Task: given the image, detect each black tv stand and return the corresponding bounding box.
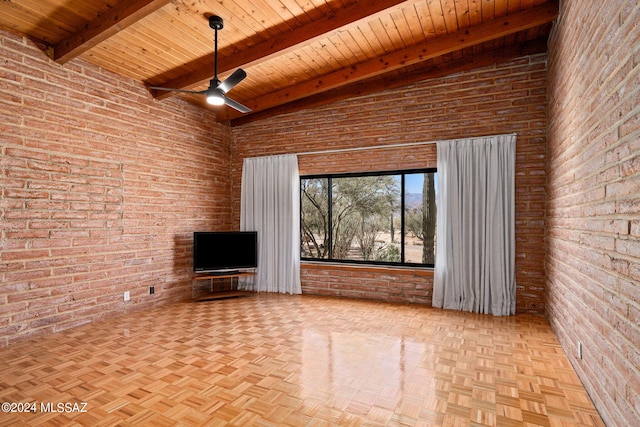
[203,270,240,276]
[192,271,255,301]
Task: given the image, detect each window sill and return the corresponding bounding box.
[300,260,434,276]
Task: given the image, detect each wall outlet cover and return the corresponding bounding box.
[578,341,583,360]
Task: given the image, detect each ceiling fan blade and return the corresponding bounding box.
[149,86,206,95]
[217,68,247,94]
[224,96,252,113]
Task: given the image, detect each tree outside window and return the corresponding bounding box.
[301,169,436,267]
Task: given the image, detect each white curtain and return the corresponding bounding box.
[433,134,516,316]
[240,154,302,294]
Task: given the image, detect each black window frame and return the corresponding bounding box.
[300,167,437,268]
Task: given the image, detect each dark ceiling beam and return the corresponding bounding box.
[150,0,416,99]
[228,38,549,126]
[48,0,173,64]
[222,2,558,121]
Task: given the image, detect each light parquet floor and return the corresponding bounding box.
[0,294,604,426]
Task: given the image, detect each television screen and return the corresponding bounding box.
[193,231,258,273]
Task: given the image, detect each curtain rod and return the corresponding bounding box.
[294,133,517,157]
[296,140,435,156]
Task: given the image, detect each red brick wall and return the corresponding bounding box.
[546,1,640,425]
[232,54,548,313]
[0,29,233,347]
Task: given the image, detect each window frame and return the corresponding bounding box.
[300,167,437,268]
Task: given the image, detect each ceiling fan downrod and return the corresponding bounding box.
[209,15,223,85]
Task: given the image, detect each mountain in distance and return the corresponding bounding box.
[405,193,422,210]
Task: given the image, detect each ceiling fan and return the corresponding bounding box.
[150,15,251,113]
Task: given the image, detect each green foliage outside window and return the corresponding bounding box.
[301,169,436,267]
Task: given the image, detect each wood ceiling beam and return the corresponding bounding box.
[150,0,414,100]
[223,2,559,121]
[48,0,173,64]
[228,38,549,126]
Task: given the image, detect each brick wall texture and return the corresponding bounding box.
[232,54,548,314]
[0,29,233,347]
[546,1,640,425]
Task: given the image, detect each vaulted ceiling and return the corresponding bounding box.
[0,0,558,125]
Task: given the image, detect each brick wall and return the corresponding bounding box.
[231,54,548,313]
[546,1,640,425]
[0,29,233,347]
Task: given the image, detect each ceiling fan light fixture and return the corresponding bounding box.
[206,91,225,106]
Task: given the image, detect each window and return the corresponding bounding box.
[300,169,437,267]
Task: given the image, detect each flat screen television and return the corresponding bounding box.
[193,231,258,273]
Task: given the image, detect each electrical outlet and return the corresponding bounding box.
[123,291,130,302]
[578,341,583,360]
[149,286,155,295]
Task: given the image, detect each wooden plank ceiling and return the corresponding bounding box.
[0,0,558,125]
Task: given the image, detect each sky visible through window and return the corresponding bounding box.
[405,173,438,196]
[405,174,423,194]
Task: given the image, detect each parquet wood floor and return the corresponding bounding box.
[0,294,604,426]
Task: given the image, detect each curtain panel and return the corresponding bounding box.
[433,134,516,316]
[240,154,302,294]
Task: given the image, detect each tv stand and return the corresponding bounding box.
[192,271,256,301]
[202,270,240,276]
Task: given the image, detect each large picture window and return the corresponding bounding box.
[301,169,437,267]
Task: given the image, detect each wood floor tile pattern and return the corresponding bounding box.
[0,294,604,426]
